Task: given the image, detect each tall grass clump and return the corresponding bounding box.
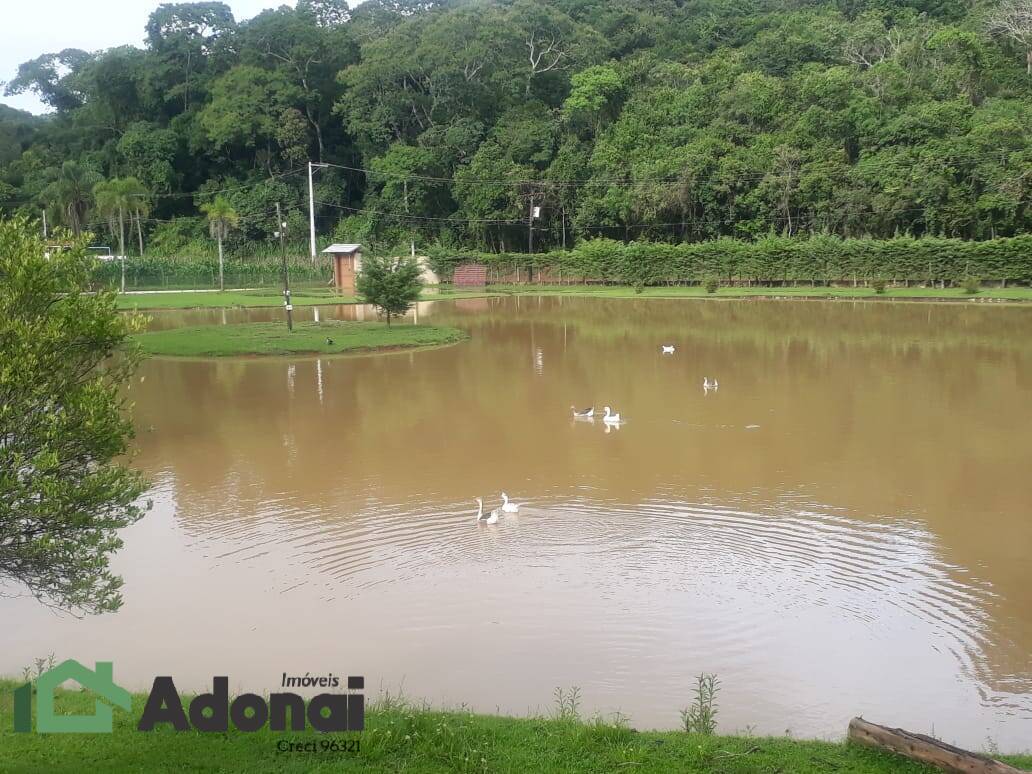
[553,686,582,722]
[681,673,720,735]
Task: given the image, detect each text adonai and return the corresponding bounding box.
[137,675,365,732]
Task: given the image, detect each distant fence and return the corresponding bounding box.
[91,256,332,291]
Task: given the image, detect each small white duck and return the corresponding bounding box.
[571,405,594,418]
[602,406,622,424]
[475,497,500,524]
[703,377,719,390]
[661,345,675,354]
[500,492,522,513]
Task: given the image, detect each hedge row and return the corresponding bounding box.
[91,255,329,289]
[427,235,1032,285]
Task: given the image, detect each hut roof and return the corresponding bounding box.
[322,243,361,254]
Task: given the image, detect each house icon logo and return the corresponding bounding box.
[13,659,131,733]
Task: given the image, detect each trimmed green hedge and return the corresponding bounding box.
[91,255,330,290]
[427,235,1032,286]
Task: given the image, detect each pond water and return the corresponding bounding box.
[4,297,1032,748]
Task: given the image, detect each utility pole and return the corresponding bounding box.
[307,162,327,263]
[527,195,535,255]
[404,179,415,258]
[276,202,293,332]
[561,201,569,249]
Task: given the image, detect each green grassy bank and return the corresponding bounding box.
[114,284,1032,311]
[115,288,496,311]
[2,681,1028,773]
[117,288,359,310]
[135,320,468,357]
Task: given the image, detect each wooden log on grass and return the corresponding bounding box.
[848,718,1024,774]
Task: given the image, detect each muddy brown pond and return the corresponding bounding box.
[3,297,1031,748]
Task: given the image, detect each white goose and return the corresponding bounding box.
[703,377,719,390]
[602,405,622,424]
[661,345,675,354]
[475,497,500,524]
[501,492,522,513]
[571,405,594,418]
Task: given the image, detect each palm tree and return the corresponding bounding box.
[200,196,239,291]
[94,178,138,293]
[45,161,100,235]
[114,177,151,256]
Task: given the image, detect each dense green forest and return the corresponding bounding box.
[0,0,1030,264]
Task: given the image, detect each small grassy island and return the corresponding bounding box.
[134,320,468,358]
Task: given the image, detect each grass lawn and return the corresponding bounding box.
[115,288,498,311]
[116,288,355,310]
[2,680,1028,773]
[114,284,1032,311]
[134,320,468,357]
[485,283,1032,302]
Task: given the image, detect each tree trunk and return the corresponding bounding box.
[306,104,325,161]
[117,206,126,259]
[118,207,126,294]
[136,212,144,256]
[217,235,225,292]
[847,718,1022,774]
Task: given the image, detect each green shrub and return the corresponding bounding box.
[871,278,887,294]
[703,276,719,294]
[962,276,981,294]
[424,234,1032,287]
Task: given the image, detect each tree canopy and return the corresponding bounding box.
[0,218,147,614]
[0,0,1029,256]
[357,255,424,324]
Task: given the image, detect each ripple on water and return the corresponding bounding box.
[164,488,1022,707]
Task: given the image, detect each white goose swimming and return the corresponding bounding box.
[501,492,522,513]
[703,377,719,390]
[661,345,675,354]
[602,406,622,424]
[475,497,500,524]
[571,405,594,418]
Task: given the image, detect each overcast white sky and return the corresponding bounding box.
[0,0,290,114]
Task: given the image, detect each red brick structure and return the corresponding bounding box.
[453,263,487,287]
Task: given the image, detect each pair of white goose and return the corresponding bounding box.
[475,493,522,524]
[703,377,719,390]
[571,405,621,424]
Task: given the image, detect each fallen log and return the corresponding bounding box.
[848,717,1024,774]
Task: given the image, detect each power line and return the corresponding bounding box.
[137,168,306,199]
[316,198,975,231]
[80,202,309,232]
[314,151,1028,188]
[0,168,306,209]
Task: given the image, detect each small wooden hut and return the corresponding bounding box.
[323,243,363,293]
